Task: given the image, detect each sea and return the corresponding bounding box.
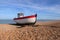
[0,19,58,24]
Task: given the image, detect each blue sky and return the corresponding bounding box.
[0,0,60,20]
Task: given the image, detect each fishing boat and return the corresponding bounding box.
[13,13,37,25]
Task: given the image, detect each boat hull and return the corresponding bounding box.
[14,14,37,24]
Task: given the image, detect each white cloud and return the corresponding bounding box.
[0,0,60,14]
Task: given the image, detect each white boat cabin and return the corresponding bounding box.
[18,13,24,18]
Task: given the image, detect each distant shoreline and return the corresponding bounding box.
[0,19,60,24]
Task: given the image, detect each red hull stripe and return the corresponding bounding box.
[14,14,37,20]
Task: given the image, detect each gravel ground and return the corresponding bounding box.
[0,21,60,40]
